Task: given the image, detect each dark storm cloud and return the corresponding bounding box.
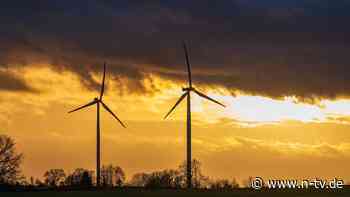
[0,69,34,92]
[1,0,350,100]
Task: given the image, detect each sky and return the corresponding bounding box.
[1,1,350,183]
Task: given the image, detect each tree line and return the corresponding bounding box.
[0,135,243,190]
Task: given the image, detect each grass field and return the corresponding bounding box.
[2,189,350,197]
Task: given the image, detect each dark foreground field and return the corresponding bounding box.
[2,189,350,197]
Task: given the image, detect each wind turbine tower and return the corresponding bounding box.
[68,63,126,187]
[164,43,225,188]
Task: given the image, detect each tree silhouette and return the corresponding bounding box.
[81,171,93,187]
[209,178,240,190]
[114,166,125,187]
[142,171,170,188]
[129,172,149,187]
[130,170,181,188]
[101,165,112,187]
[101,164,125,187]
[0,135,23,184]
[44,169,66,187]
[35,178,45,187]
[29,176,34,186]
[179,159,208,188]
[128,160,208,189]
[65,168,93,187]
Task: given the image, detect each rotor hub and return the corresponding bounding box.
[182,87,194,92]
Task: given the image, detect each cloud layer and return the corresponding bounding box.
[1,1,350,100]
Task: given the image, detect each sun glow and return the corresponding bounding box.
[211,94,326,123]
[195,92,350,126]
[4,65,350,127]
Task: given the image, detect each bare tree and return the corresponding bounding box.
[101,165,113,187]
[65,168,93,187]
[0,135,23,184]
[44,169,66,187]
[129,169,185,189]
[179,159,208,188]
[129,160,207,189]
[129,172,149,187]
[101,164,125,187]
[114,166,125,187]
[231,178,240,188]
[35,178,45,187]
[29,176,34,186]
[209,178,240,190]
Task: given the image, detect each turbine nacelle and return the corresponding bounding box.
[68,63,126,128]
[182,87,194,92]
[164,42,225,120]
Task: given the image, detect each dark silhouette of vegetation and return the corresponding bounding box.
[101,164,125,187]
[208,178,240,190]
[43,169,66,187]
[34,178,45,187]
[81,171,93,187]
[0,134,243,192]
[65,168,93,187]
[0,134,248,193]
[0,135,23,185]
[129,172,149,187]
[144,169,182,189]
[129,159,214,189]
[128,159,241,190]
[178,159,209,188]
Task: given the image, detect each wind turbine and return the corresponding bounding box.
[164,42,225,188]
[68,63,126,187]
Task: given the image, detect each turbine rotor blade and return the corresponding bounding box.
[164,92,188,119]
[193,89,226,107]
[100,62,106,99]
[100,101,126,128]
[183,42,192,87]
[68,100,98,113]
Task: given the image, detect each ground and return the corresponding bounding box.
[2,189,350,197]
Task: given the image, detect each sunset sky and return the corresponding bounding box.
[1,1,350,183]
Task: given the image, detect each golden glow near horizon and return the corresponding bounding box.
[4,65,350,125]
[1,65,350,182]
[206,94,325,125]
